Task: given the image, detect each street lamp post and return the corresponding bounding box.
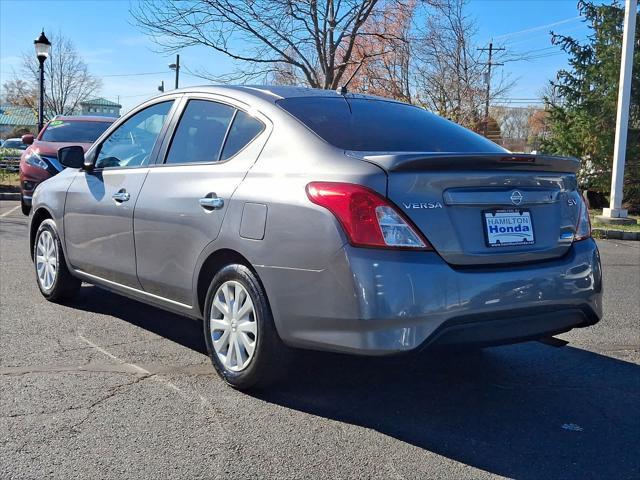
[34,31,51,134]
[169,54,180,89]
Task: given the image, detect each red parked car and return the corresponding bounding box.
[19,115,115,214]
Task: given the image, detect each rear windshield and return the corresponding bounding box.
[277,97,505,153]
[41,120,112,143]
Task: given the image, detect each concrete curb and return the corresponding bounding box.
[592,228,640,241]
[0,193,20,201]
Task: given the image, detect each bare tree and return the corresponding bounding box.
[345,0,416,102]
[491,105,538,151]
[132,0,407,89]
[539,81,562,108]
[411,0,512,130]
[18,33,102,118]
[1,79,36,108]
[492,106,535,140]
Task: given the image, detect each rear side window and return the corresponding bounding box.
[277,97,505,153]
[220,110,265,160]
[165,100,235,165]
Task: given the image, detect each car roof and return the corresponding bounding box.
[3,137,23,142]
[152,84,404,106]
[50,115,116,123]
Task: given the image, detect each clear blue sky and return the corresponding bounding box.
[0,0,600,113]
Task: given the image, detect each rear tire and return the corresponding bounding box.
[33,219,81,302]
[21,196,31,216]
[203,264,288,390]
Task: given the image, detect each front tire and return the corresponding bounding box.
[203,264,287,390]
[33,219,81,302]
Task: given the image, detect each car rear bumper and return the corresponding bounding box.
[258,238,603,354]
[422,306,597,348]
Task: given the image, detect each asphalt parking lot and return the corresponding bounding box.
[1,199,638,480]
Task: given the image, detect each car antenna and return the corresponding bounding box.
[337,62,365,95]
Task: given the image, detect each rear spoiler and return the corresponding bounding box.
[351,152,581,174]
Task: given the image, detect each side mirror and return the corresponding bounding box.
[58,145,86,169]
[21,134,34,145]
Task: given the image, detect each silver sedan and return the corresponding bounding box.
[28,86,602,389]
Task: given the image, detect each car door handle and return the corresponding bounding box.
[199,194,224,210]
[112,190,130,203]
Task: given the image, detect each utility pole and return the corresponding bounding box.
[478,42,505,137]
[601,0,637,224]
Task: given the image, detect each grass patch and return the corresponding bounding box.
[589,209,640,232]
[0,169,20,188]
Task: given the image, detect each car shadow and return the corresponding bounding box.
[71,285,639,479]
[257,346,640,480]
[72,284,207,355]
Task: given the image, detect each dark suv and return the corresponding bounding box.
[19,115,114,214]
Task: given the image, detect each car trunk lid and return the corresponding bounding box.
[353,152,583,266]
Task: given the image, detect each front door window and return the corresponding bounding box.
[96,101,173,169]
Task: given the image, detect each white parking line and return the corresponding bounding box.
[0,205,20,218]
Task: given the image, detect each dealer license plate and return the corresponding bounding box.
[483,209,535,247]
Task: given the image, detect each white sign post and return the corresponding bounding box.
[601,0,637,223]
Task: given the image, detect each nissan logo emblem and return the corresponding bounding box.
[510,190,524,205]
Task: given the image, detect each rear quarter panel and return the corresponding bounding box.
[192,112,388,330]
[216,115,387,271]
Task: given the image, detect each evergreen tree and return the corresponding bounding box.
[541,1,639,209]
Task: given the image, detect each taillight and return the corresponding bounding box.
[306,182,431,250]
[575,197,591,241]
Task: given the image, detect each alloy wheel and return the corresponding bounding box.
[210,280,258,371]
[36,230,57,291]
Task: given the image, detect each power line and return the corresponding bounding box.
[493,101,546,105]
[504,27,586,48]
[101,71,166,78]
[182,65,227,84]
[499,33,589,64]
[494,97,542,101]
[182,66,213,81]
[493,16,582,41]
[504,51,567,64]
[510,45,557,56]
